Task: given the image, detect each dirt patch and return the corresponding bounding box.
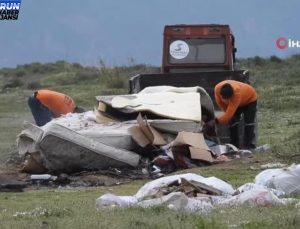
[0,166,148,192]
[0,169,28,192]
[0,152,264,192]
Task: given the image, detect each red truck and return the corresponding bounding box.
[162,24,236,72]
[129,24,252,143]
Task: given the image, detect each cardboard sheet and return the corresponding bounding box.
[189,147,214,163]
[129,114,167,147]
[171,131,214,163]
[172,131,210,151]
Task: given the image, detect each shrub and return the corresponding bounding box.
[270,55,282,63]
[72,63,83,69]
[99,60,127,89]
[100,68,126,89]
[15,69,26,77]
[27,81,42,90]
[253,56,266,66]
[3,78,23,89]
[74,71,99,83]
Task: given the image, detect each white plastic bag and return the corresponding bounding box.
[137,192,189,210]
[237,182,285,197]
[96,193,138,210]
[220,189,284,206]
[255,164,300,195]
[138,192,214,213]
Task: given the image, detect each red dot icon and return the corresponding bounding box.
[276,37,288,49]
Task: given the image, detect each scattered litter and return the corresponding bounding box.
[210,143,238,156]
[238,149,252,156]
[137,192,215,212]
[260,163,287,169]
[215,155,231,162]
[220,189,284,206]
[254,144,271,153]
[96,193,138,210]
[134,173,234,201]
[17,86,252,177]
[235,182,285,197]
[30,174,57,181]
[13,207,49,217]
[96,168,300,213]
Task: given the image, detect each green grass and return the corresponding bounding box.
[0,190,224,229]
[0,187,299,229]
[0,56,300,228]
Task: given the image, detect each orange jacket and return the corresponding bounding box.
[36,89,76,117]
[215,80,257,124]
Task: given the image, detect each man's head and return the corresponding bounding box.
[220,83,234,99]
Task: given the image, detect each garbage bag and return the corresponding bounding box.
[96,193,138,210]
[255,164,300,195]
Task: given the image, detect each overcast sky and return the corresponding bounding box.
[0,0,299,67]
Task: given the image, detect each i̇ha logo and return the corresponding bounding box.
[0,0,21,20]
[276,37,300,49]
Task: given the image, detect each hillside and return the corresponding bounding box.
[0,55,299,228]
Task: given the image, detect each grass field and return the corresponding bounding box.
[0,56,299,228]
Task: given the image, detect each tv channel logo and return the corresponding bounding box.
[276,37,300,49]
[0,0,21,20]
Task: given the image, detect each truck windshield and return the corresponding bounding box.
[168,38,225,64]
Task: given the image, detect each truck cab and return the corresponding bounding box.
[162,24,236,73]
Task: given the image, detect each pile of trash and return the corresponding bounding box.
[17,86,250,175]
[96,164,300,212]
